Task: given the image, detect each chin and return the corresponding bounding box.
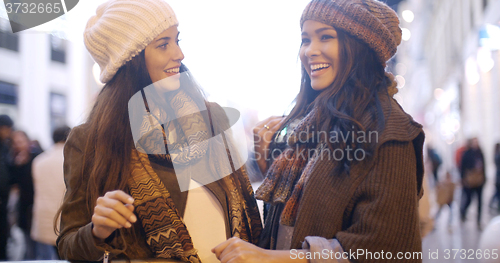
[154,78,181,93]
[310,83,329,91]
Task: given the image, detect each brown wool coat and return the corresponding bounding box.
[57,105,262,261]
[260,94,425,263]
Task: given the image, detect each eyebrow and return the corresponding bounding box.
[155,37,170,43]
[301,27,337,36]
[155,32,181,43]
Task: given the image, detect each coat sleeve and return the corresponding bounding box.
[56,126,126,261]
[331,140,422,263]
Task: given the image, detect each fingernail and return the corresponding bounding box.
[128,197,134,203]
[130,215,137,223]
[125,222,132,228]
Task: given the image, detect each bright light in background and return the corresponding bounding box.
[425,111,435,125]
[477,47,495,73]
[0,0,312,120]
[465,57,480,85]
[92,63,103,86]
[394,94,404,107]
[402,10,414,23]
[440,116,460,145]
[395,75,405,89]
[153,0,311,119]
[435,86,457,111]
[434,88,444,100]
[401,28,411,41]
[395,63,407,76]
[480,24,500,50]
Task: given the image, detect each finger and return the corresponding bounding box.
[259,118,285,137]
[219,237,245,261]
[105,190,135,205]
[125,203,135,212]
[268,117,285,130]
[218,241,239,263]
[212,237,237,260]
[219,251,237,263]
[94,206,132,228]
[99,195,137,223]
[92,213,122,230]
[254,116,282,131]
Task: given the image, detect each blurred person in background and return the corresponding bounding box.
[435,171,456,231]
[8,130,42,259]
[489,143,500,212]
[29,140,44,156]
[30,126,71,260]
[0,115,13,260]
[460,137,485,228]
[455,141,469,172]
[56,0,261,262]
[427,146,442,186]
[213,0,425,262]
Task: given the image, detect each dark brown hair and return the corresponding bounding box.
[284,29,394,174]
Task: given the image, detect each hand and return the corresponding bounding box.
[14,150,30,166]
[212,237,271,263]
[253,116,285,174]
[91,190,137,240]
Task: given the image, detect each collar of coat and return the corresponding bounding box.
[311,91,425,197]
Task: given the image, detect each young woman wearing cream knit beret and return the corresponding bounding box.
[56,0,261,262]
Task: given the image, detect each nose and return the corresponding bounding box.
[304,39,321,58]
[173,43,184,62]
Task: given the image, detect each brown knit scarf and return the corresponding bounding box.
[129,89,261,261]
[256,74,397,227]
[255,107,319,226]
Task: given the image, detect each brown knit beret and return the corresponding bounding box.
[300,0,402,65]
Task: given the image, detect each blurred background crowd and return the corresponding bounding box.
[0,0,499,262]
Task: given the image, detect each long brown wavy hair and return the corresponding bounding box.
[282,28,395,174]
[55,51,209,233]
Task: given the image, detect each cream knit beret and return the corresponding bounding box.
[84,0,178,83]
[301,0,402,66]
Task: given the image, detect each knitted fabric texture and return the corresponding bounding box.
[256,108,319,226]
[129,97,262,260]
[300,0,402,65]
[84,0,178,83]
[135,90,210,165]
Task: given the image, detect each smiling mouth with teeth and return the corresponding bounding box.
[311,64,331,72]
[165,67,180,74]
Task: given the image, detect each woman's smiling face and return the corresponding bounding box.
[144,26,184,92]
[300,20,340,91]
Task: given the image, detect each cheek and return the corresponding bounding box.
[299,49,309,73]
[144,49,161,78]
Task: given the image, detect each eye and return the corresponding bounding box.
[176,39,181,45]
[158,43,168,49]
[301,38,310,46]
[321,34,336,41]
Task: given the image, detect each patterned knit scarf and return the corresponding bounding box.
[255,108,318,226]
[128,90,261,261]
[135,89,210,164]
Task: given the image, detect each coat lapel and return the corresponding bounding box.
[290,95,425,249]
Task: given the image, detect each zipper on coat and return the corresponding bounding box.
[103,250,110,263]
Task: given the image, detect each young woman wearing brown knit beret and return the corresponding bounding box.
[212,0,425,262]
[55,0,261,262]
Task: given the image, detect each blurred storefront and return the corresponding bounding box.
[0,17,95,150]
[396,0,500,180]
